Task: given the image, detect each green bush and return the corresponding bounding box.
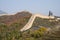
[31,27,47,38]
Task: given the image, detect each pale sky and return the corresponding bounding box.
[0,0,60,16]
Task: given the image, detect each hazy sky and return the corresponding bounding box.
[0,0,60,16]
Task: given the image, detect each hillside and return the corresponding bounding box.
[0,11,32,26]
[0,11,60,40]
[32,17,60,30]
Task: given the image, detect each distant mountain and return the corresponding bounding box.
[0,10,7,14]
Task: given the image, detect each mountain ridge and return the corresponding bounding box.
[0,11,32,26]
